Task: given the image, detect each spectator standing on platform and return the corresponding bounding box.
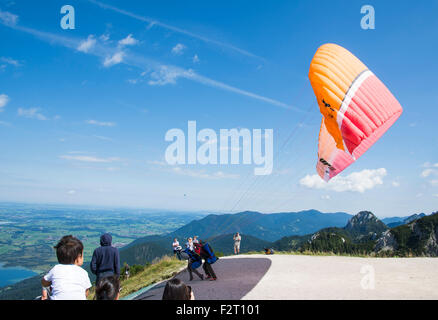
[233,233,241,255]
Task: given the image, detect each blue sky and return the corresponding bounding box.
[0,0,437,218]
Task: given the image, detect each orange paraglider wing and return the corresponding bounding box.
[309,44,403,181]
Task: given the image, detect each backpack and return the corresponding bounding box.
[183,248,202,269]
[194,243,202,255]
[202,242,218,264]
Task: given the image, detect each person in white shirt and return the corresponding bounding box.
[186,237,194,251]
[41,235,92,300]
[172,238,182,260]
[233,233,242,255]
[172,238,180,252]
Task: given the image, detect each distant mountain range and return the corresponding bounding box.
[382,213,426,228]
[296,211,389,254]
[168,210,351,242]
[119,209,438,265]
[119,210,352,265]
[275,211,438,257]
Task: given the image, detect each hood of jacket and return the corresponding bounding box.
[100,233,112,246]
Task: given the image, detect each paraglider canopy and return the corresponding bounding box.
[309,44,403,181]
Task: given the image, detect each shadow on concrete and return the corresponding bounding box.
[134,257,272,300]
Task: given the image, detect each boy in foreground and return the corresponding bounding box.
[41,235,92,300]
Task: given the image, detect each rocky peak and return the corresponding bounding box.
[404,213,426,224]
[344,211,388,241]
[346,211,377,228]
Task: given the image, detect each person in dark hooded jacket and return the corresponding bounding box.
[90,233,120,283]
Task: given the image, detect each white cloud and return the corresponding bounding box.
[321,195,331,200]
[0,57,21,67]
[148,160,168,166]
[300,168,387,193]
[103,51,124,67]
[67,190,76,195]
[212,171,239,179]
[100,34,110,42]
[148,66,194,86]
[77,35,96,53]
[86,119,116,127]
[193,54,200,63]
[60,155,120,163]
[93,135,114,141]
[171,43,186,55]
[0,9,18,26]
[17,107,47,120]
[272,168,293,175]
[172,167,239,179]
[421,163,438,185]
[0,94,9,110]
[118,34,138,47]
[392,181,400,187]
[422,162,438,168]
[146,21,156,30]
[421,169,438,178]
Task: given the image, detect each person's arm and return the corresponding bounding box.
[41,288,48,300]
[41,278,51,287]
[41,271,52,300]
[114,249,120,276]
[82,272,92,298]
[90,250,97,275]
[41,269,52,288]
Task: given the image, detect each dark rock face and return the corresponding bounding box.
[375,212,438,256]
[345,211,388,242]
[374,230,398,252]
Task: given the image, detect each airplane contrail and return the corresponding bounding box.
[85,0,265,61]
[0,9,305,112]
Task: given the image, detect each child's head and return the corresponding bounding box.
[95,275,120,300]
[54,235,84,266]
[162,278,192,300]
